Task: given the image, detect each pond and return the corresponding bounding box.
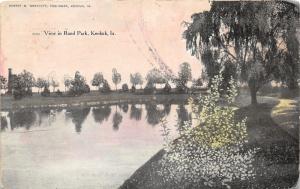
[0,102,190,189]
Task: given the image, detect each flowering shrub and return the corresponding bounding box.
[159,70,259,188]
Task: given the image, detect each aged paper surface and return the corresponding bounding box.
[0,0,299,188]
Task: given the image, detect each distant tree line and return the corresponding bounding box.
[0,62,206,99]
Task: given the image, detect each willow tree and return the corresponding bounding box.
[183,1,299,104]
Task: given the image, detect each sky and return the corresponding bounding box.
[0,0,210,89]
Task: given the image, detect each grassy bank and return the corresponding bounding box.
[119,101,299,189]
[0,91,196,111]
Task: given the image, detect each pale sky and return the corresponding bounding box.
[0,0,210,89]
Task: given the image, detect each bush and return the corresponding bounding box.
[83,84,90,93]
[56,89,62,96]
[25,89,33,96]
[100,80,111,93]
[159,70,259,187]
[163,83,171,93]
[144,82,155,94]
[131,85,136,93]
[122,84,129,92]
[13,89,25,100]
[67,71,90,96]
[176,82,187,93]
[13,88,32,99]
[69,84,90,96]
[41,87,50,97]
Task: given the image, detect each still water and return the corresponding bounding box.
[0,103,190,189]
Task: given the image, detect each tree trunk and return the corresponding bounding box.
[248,78,258,105]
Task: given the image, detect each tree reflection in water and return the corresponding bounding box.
[36,109,57,126]
[92,105,111,124]
[145,103,172,126]
[37,109,50,125]
[130,104,142,121]
[112,111,123,131]
[65,107,90,133]
[9,110,37,130]
[145,103,162,126]
[1,116,8,131]
[163,103,171,116]
[119,104,129,113]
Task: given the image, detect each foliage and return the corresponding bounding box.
[0,75,7,92]
[35,77,48,93]
[131,85,136,93]
[91,72,104,89]
[163,82,171,93]
[100,79,111,93]
[192,78,203,87]
[63,75,72,92]
[56,89,62,96]
[201,69,208,83]
[146,68,167,86]
[122,83,129,92]
[144,81,155,94]
[112,68,121,90]
[12,70,35,99]
[130,72,143,88]
[279,20,299,89]
[183,1,299,104]
[41,86,50,97]
[177,62,192,88]
[50,79,59,92]
[175,81,187,93]
[159,70,259,187]
[19,70,35,91]
[69,71,90,96]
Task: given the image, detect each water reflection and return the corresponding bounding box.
[92,105,111,124]
[163,103,171,116]
[1,103,184,132]
[112,111,123,131]
[9,110,37,130]
[130,104,142,121]
[36,109,58,126]
[65,107,90,133]
[119,104,129,113]
[1,116,8,131]
[37,109,51,126]
[1,102,186,189]
[145,103,172,126]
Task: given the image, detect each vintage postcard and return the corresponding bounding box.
[0,0,299,188]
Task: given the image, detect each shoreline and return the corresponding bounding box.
[0,92,197,111]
